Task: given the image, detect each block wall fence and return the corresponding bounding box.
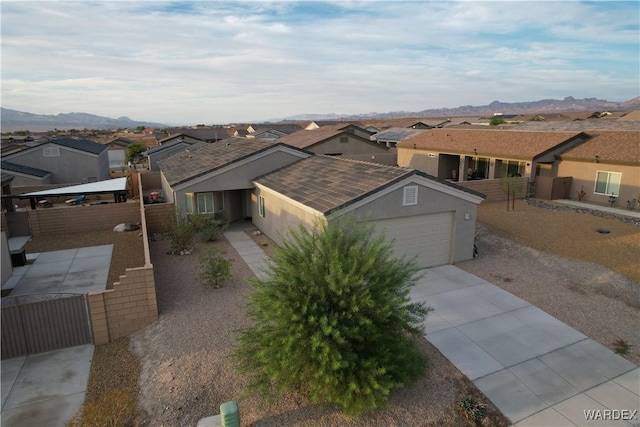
[457,177,529,202]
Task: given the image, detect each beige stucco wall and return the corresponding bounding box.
[252,185,325,246]
[310,136,388,156]
[557,160,640,205]
[254,180,480,263]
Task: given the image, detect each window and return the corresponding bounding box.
[185,193,195,214]
[403,185,418,206]
[258,196,266,218]
[498,160,525,177]
[594,171,621,196]
[197,193,214,213]
[185,191,223,214]
[43,147,60,157]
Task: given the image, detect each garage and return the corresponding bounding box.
[372,211,454,269]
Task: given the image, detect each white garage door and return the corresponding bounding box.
[372,211,453,269]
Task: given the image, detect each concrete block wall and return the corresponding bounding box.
[27,202,140,236]
[88,266,158,345]
[143,203,175,234]
[457,177,529,202]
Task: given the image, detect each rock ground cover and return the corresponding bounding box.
[19,198,638,426]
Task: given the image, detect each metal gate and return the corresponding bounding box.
[1,293,93,360]
[5,211,31,237]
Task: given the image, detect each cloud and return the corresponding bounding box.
[1,1,638,124]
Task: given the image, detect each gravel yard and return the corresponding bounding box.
[19,198,639,426]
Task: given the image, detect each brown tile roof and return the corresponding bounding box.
[398,129,585,159]
[559,131,640,164]
[159,138,278,186]
[514,120,639,131]
[254,155,413,214]
[254,155,484,214]
[277,124,368,149]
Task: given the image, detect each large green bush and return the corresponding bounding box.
[234,218,431,416]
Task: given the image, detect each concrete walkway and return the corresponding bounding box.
[224,223,640,427]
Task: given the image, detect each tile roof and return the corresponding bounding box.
[1,161,51,178]
[514,120,640,132]
[255,155,413,214]
[398,129,585,159]
[558,131,640,164]
[159,138,280,186]
[51,137,108,155]
[373,127,426,142]
[277,124,373,149]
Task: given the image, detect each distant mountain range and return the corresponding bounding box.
[279,96,640,121]
[2,96,638,132]
[0,108,168,132]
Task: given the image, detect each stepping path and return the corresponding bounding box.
[224,223,640,427]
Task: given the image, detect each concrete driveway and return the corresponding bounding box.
[412,265,639,426]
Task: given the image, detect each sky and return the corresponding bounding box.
[1,1,639,125]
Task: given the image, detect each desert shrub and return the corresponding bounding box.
[613,338,632,355]
[189,213,228,242]
[234,217,431,416]
[457,393,487,423]
[162,210,196,254]
[199,248,233,288]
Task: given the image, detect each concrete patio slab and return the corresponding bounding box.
[33,249,78,263]
[514,407,576,426]
[1,345,94,427]
[585,380,640,416]
[24,259,73,277]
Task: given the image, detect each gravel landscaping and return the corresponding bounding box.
[18,197,638,426]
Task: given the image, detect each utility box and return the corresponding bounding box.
[220,400,240,427]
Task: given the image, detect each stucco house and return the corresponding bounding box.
[253,155,485,268]
[397,129,589,184]
[372,128,426,148]
[158,137,485,268]
[158,138,311,222]
[555,130,640,206]
[277,124,395,165]
[145,140,206,171]
[0,137,110,185]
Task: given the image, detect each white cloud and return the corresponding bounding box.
[1,1,638,124]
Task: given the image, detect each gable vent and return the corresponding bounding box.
[403,185,418,206]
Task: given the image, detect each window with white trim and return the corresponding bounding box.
[258,195,266,218]
[43,147,60,157]
[594,171,621,196]
[185,191,224,214]
[403,185,418,206]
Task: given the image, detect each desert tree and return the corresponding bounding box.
[234,217,431,416]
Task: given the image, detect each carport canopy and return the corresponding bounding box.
[11,177,129,209]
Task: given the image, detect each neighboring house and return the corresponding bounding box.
[372,128,426,148]
[245,123,304,140]
[158,138,311,222]
[1,172,15,212]
[103,136,135,170]
[253,155,485,268]
[408,120,451,129]
[0,137,109,184]
[247,129,288,140]
[159,128,230,145]
[145,140,206,171]
[555,131,640,206]
[303,120,364,130]
[277,124,393,164]
[397,129,589,183]
[514,119,640,132]
[0,161,52,186]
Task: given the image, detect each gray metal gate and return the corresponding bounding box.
[1,293,93,359]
